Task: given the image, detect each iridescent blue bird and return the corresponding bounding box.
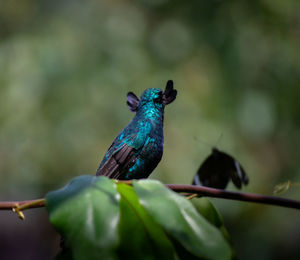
[96,80,177,180]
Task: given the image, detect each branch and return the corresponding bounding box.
[0,199,46,210]
[0,184,299,219]
[0,199,46,219]
[166,184,300,210]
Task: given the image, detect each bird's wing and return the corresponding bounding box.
[96,142,136,179]
[96,121,152,179]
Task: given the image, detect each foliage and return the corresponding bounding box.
[1,1,300,259]
[46,176,232,260]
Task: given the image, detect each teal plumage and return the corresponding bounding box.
[96,80,177,180]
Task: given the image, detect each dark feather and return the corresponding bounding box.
[96,143,136,179]
[127,92,139,112]
[163,80,177,105]
[193,148,249,189]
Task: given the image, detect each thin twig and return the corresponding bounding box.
[186,193,199,200]
[0,199,46,210]
[0,198,46,220]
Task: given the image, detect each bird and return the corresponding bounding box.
[192,148,249,189]
[96,80,177,180]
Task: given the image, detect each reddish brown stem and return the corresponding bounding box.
[166,184,300,210]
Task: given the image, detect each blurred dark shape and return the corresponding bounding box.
[193,148,249,189]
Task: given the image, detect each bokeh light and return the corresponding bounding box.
[0,1,299,259]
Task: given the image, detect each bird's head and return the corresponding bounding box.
[126,80,177,113]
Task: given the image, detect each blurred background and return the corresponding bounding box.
[0,0,299,259]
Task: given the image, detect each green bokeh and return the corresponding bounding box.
[0,1,299,259]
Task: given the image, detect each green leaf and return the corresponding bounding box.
[191,197,224,228]
[46,176,233,260]
[116,183,175,260]
[133,179,232,260]
[192,198,234,251]
[46,175,120,260]
[46,175,98,212]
